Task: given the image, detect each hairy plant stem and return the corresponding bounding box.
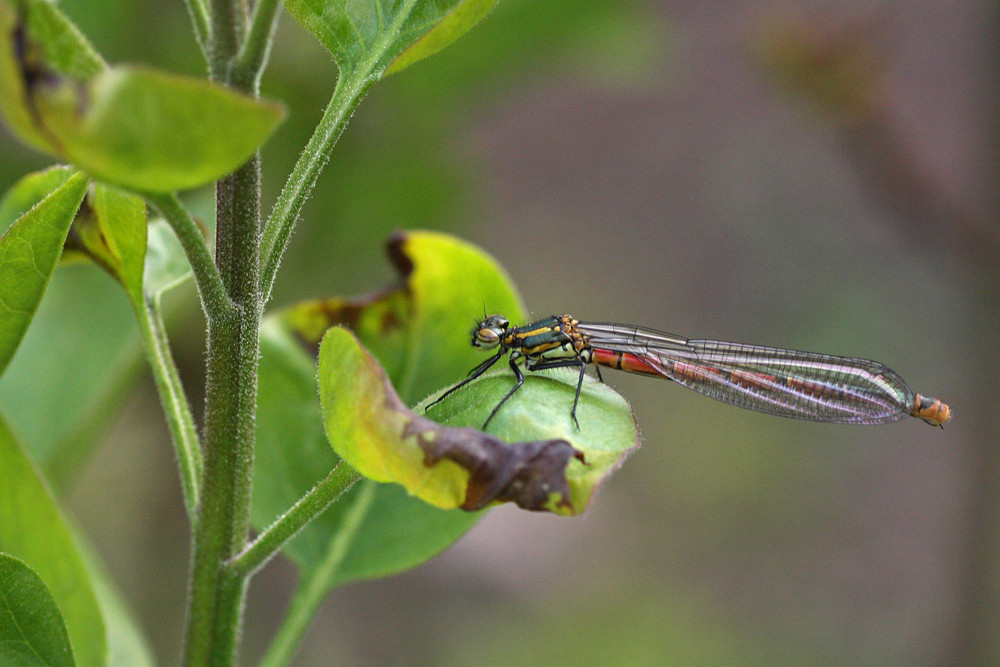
[135,295,202,522]
[184,1,266,661]
[145,192,230,319]
[180,0,210,58]
[184,154,262,667]
[228,462,362,578]
[259,73,375,304]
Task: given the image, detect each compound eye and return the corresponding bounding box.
[474,327,501,348]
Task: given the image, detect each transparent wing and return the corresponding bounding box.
[577,321,916,424]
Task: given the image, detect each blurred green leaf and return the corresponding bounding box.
[0,416,106,667]
[0,263,141,486]
[0,1,284,191]
[285,0,498,80]
[75,536,154,667]
[0,553,75,667]
[7,0,105,77]
[748,9,882,119]
[143,218,194,296]
[0,170,88,375]
[0,0,105,153]
[32,66,285,192]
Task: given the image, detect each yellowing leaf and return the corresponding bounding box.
[319,327,639,515]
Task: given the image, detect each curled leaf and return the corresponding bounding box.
[255,230,522,585]
[404,418,584,512]
[319,326,639,515]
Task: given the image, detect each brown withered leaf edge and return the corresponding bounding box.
[288,231,413,352]
[386,375,586,513]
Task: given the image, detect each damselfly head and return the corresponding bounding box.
[472,314,509,349]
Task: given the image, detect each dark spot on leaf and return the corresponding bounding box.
[9,11,79,149]
[384,372,585,512]
[61,194,122,283]
[288,289,406,355]
[285,235,420,354]
[407,418,585,512]
[386,230,414,279]
[315,299,366,334]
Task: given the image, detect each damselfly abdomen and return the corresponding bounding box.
[425,314,951,430]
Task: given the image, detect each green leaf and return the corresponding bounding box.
[0,0,105,154]
[255,231,523,583]
[0,171,88,376]
[321,327,639,515]
[0,264,142,486]
[285,0,498,80]
[279,230,525,403]
[0,174,197,490]
[75,537,154,667]
[255,320,480,583]
[0,553,75,667]
[386,0,500,74]
[0,166,76,229]
[0,416,106,667]
[33,66,285,192]
[0,1,285,191]
[143,218,195,296]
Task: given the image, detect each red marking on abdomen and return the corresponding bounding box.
[591,348,661,376]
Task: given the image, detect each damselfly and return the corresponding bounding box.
[425,314,951,430]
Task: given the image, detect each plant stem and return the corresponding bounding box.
[135,294,203,522]
[232,0,281,90]
[145,192,232,321]
[180,0,211,58]
[207,0,242,82]
[182,0,272,660]
[258,480,378,667]
[259,73,375,304]
[184,155,262,667]
[228,462,362,577]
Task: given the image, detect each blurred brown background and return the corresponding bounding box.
[1,0,995,664]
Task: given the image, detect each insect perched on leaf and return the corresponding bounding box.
[425,314,951,430]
